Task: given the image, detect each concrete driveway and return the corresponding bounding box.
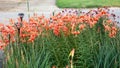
[0,0,23,11]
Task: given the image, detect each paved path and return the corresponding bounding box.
[9,0,59,12]
[0,0,23,11]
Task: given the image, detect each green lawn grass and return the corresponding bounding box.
[56,0,120,8]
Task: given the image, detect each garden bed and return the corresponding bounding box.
[0,8,120,68]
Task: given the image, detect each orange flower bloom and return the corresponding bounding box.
[72,30,80,35]
[104,25,111,31]
[79,24,86,30]
[106,20,112,24]
[111,26,117,31]
[101,10,107,15]
[53,25,60,36]
[109,30,117,38]
[9,18,15,25]
[79,15,84,19]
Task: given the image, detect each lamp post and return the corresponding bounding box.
[18,13,24,22]
[16,13,24,31]
[15,13,24,46]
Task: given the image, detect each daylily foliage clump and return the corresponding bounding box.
[0,8,120,68]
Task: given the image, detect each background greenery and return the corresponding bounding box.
[56,0,120,8]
